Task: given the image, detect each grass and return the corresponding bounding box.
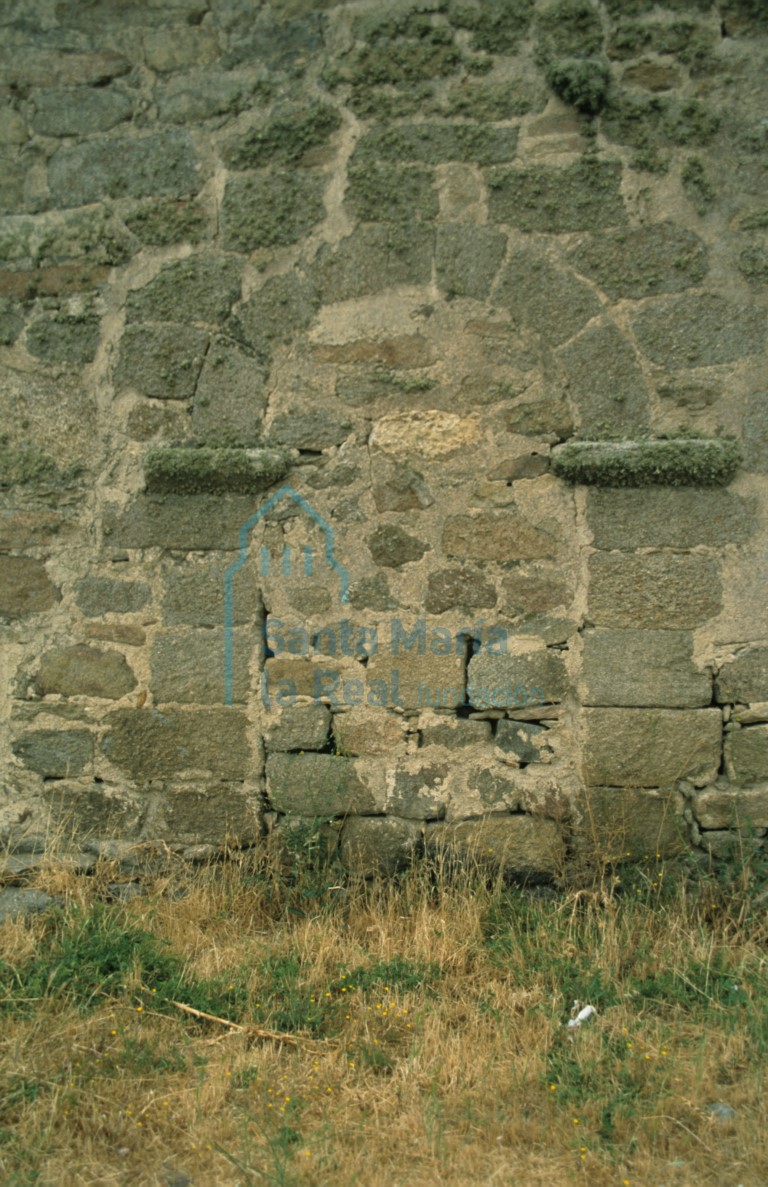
[0,849,766,1185]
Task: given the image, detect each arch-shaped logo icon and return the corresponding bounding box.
[224,485,349,705]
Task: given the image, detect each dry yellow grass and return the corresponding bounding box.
[0,847,765,1186]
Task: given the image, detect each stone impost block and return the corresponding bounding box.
[151,629,251,705]
[0,556,60,618]
[581,708,722,788]
[265,703,331,752]
[101,708,250,779]
[35,645,137,700]
[716,648,768,704]
[692,785,768,829]
[553,439,741,487]
[581,629,711,708]
[144,447,288,495]
[574,787,686,859]
[587,488,755,549]
[340,816,422,876]
[724,726,768,786]
[587,552,721,629]
[13,730,93,778]
[266,753,379,817]
[427,816,565,881]
[468,650,567,709]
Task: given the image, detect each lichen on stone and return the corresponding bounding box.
[551,438,742,487]
[144,446,289,495]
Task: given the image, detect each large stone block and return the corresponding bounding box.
[587,552,721,629]
[557,323,649,435]
[31,88,133,136]
[101,708,250,778]
[581,708,722,787]
[221,170,325,251]
[26,314,101,365]
[264,703,331,752]
[724,726,768,786]
[487,159,626,232]
[468,650,567,709]
[581,629,711,707]
[420,717,492,749]
[567,224,708,299]
[127,256,243,326]
[587,488,756,549]
[192,336,268,446]
[332,708,407,756]
[574,787,686,860]
[48,132,200,208]
[346,160,438,224]
[427,816,565,880]
[0,556,60,618]
[340,816,422,876]
[387,763,449,820]
[632,295,765,367]
[115,324,209,399]
[162,555,263,626]
[692,785,768,829]
[312,223,434,303]
[160,784,260,845]
[501,567,571,617]
[76,577,151,617]
[366,647,465,711]
[435,224,507,300]
[43,781,144,838]
[266,752,379,816]
[235,272,319,361]
[13,729,93,777]
[35,645,137,699]
[716,648,768,704]
[151,629,251,704]
[442,511,559,562]
[425,569,497,614]
[494,249,602,346]
[104,494,267,551]
[361,124,518,166]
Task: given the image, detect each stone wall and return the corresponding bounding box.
[1,0,767,878]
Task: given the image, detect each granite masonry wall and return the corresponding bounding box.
[1,0,767,878]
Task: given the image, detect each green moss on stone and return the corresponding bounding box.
[735,208,768,231]
[346,160,438,224]
[682,158,715,214]
[535,0,603,62]
[603,95,720,151]
[221,170,326,251]
[0,440,59,487]
[359,123,518,166]
[487,157,627,232]
[441,80,542,119]
[551,438,742,488]
[124,200,208,246]
[449,0,534,54]
[225,102,341,169]
[144,446,289,495]
[547,57,610,114]
[738,246,768,286]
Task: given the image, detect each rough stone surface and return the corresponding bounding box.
[161,784,260,845]
[340,816,422,876]
[0,557,60,618]
[365,648,465,711]
[495,720,550,763]
[34,645,137,699]
[692,785,768,830]
[115,324,209,399]
[127,257,243,326]
[487,160,627,232]
[435,224,507,300]
[587,552,722,629]
[568,224,708,298]
[425,569,497,614]
[101,709,249,778]
[13,729,93,777]
[48,132,200,207]
[443,512,559,562]
[494,250,602,347]
[221,170,325,251]
[428,816,565,880]
[367,524,429,568]
[582,708,722,788]
[574,788,686,860]
[716,648,768,704]
[420,718,492,749]
[559,323,649,436]
[332,708,406,756]
[587,489,755,549]
[581,629,711,707]
[387,763,449,820]
[151,629,251,704]
[724,726,768,786]
[32,88,133,136]
[631,295,766,367]
[264,703,331,752]
[266,752,379,816]
[76,578,151,617]
[468,650,568,709]
[44,781,144,838]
